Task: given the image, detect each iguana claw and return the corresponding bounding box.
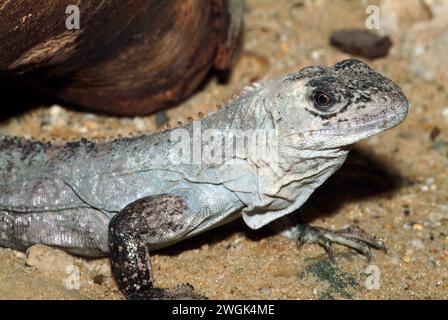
[295,223,387,261]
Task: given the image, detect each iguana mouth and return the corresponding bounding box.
[338,110,407,132]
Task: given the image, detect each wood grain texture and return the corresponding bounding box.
[0,0,244,115]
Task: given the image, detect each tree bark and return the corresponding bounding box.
[0,0,244,115]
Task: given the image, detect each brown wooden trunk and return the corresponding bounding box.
[0,0,244,115]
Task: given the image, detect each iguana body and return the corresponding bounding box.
[0,60,408,299]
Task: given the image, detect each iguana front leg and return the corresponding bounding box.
[108,194,206,300]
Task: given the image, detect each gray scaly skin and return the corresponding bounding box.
[0,59,408,299]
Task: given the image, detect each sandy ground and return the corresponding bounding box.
[0,0,447,299]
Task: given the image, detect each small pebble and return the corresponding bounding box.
[426,256,438,268]
[78,127,88,134]
[410,239,425,250]
[95,261,112,278]
[155,111,169,128]
[412,223,424,231]
[93,274,105,285]
[49,105,64,117]
[13,251,26,259]
[310,49,325,61]
[260,287,271,295]
[133,118,146,131]
[330,29,392,59]
[383,223,394,230]
[402,204,411,216]
[443,108,448,122]
[431,139,448,152]
[47,105,67,128]
[84,120,99,130]
[403,222,414,230]
[403,222,424,231]
[430,127,441,141]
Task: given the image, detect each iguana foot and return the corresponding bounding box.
[128,283,208,300]
[296,224,386,261]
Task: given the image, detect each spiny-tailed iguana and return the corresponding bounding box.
[0,59,409,299]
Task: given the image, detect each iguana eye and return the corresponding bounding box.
[312,91,333,109]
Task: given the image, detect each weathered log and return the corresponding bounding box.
[0,0,244,115]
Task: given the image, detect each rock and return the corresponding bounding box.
[402,18,448,84]
[432,139,448,155]
[81,258,112,279]
[423,0,448,18]
[330,29,392,59]
[412,223,424,231]
[379,0,431,36]
[430,127,441,141]
[13,250,26,259]
[410,239,425,250]
[25,244,114,295]
[380,0,448,86]
[259,287,271,295]
[443,109,448,123]
[155,111,169,128]
[96,260,112,279]
[26,244,79,276]
[402,204,411,216]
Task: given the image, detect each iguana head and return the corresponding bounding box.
[266,59,408,148]
[239,60,408,230]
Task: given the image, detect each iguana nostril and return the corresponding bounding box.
[379,95,391,104]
